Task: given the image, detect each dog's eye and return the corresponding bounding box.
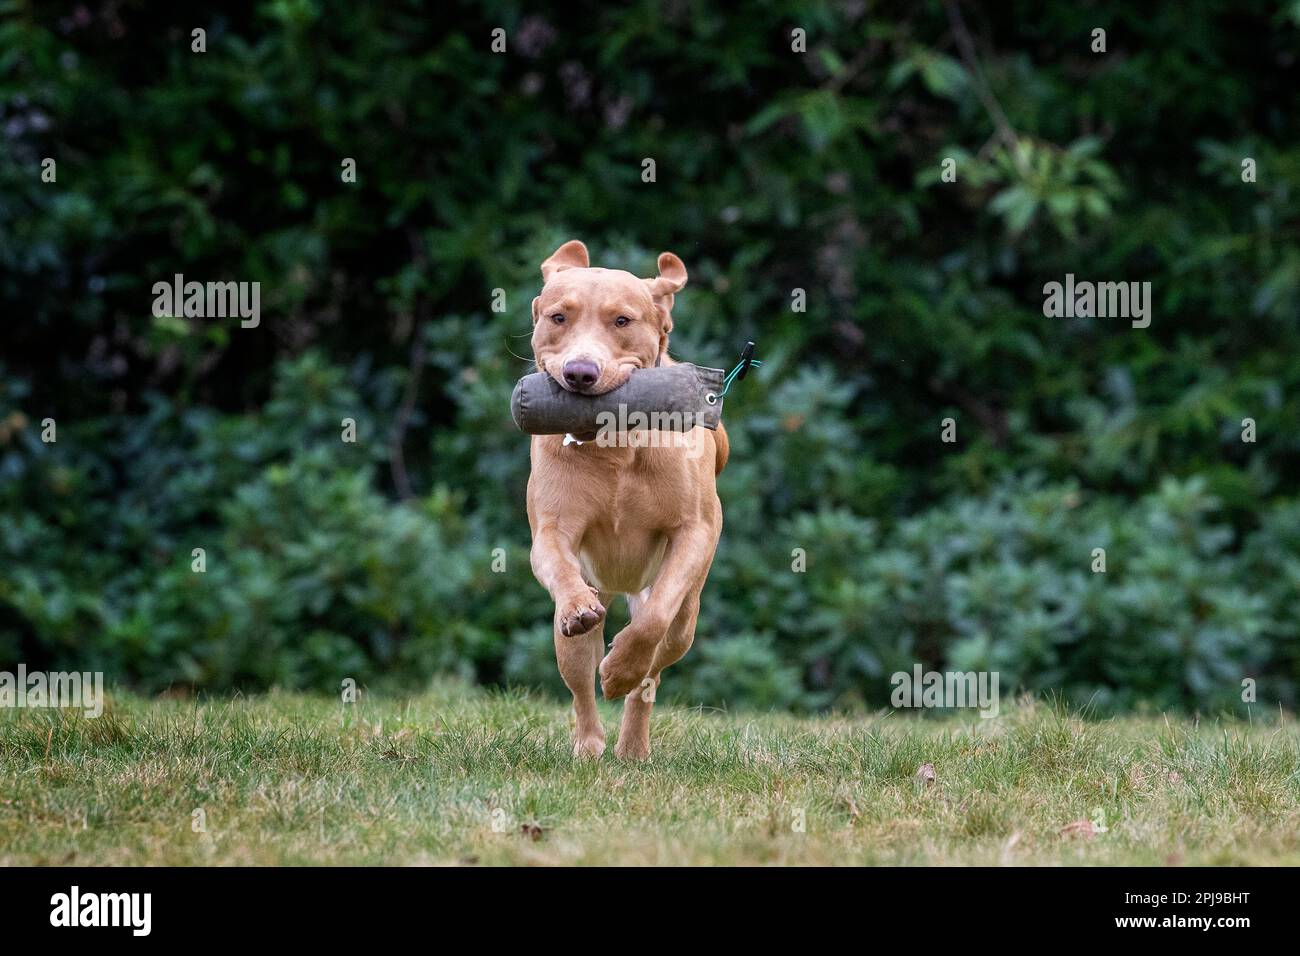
[615,316,632,328]
[551,314,565,324]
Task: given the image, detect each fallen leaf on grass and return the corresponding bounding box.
[844,794,861,823]
[1059,819,1097,839]
[520,823,546,841]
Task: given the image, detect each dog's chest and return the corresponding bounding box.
[562,446,690,595]
[577,472,670,594]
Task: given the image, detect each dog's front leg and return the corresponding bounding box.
[530,522,606,637]
[531,522,608,757]
[599,517,720,700]
[552,594,610,758]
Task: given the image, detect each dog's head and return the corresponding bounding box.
[531,240,687,395]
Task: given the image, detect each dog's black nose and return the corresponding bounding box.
[563,359,601,390]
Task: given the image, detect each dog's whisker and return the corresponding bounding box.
[503,340,536,365]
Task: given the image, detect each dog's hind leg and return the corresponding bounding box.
[555,590,611,758]
[599,515,719,700]
[615,590,700,761]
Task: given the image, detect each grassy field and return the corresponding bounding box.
[1,682,1297,865]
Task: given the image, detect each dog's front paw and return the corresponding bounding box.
[599,638,657,700]
[557,587,605,636]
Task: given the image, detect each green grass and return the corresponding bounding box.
[2,682,1298,865]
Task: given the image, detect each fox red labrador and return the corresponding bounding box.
[526,240,726,760]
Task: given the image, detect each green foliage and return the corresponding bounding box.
[1,2,1297,712]
[745,477,1274,713]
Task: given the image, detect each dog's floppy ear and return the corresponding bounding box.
[644,252,688,331]
[540,240,590,282]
